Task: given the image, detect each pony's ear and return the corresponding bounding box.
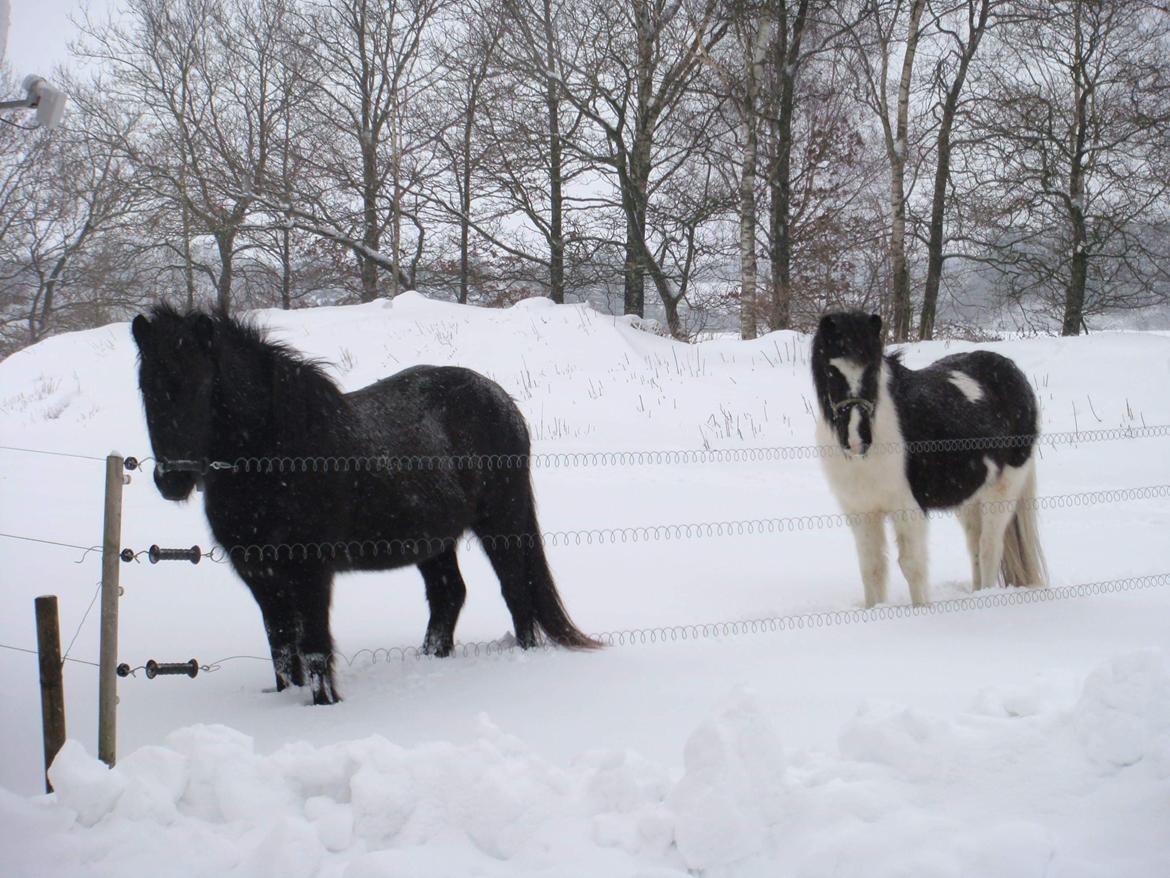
[818,314,837,340]
[191,313,216,352]
[131,315,151,349]
[868,314,883,338]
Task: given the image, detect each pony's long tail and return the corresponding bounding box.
[1001,460,1047,588]
[523,508,603,651]
[533,573,604,650]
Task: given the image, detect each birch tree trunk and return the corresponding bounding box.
[887,0,926,342]
[919,0,992,340]
[738,17,769,340]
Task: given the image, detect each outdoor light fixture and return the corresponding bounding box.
[0,74,67,128]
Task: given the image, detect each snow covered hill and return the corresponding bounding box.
[1,294,1169,876]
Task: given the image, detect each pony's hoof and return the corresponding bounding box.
[422,632,454,658]
[310,682,341,705]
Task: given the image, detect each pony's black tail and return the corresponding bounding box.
[531,547,604,651]
[477,494,602,651]
[519,503,602,651]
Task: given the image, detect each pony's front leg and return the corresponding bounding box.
[892,511,930,606]
[848,514,888,608]
[244,578,305,692]
[293,567,341,705]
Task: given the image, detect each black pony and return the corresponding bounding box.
[132,304,598,704]
[812,312,1046,607]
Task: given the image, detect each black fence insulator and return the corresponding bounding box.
[147,545,202,565]
[119,549,135,563]
[145,659,199,679]
[116,663,132,677]
[124,457,139,471]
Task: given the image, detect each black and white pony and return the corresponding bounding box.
[132,304,598,705]
[812,312,1046,607]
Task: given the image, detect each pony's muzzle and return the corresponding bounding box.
[844,442,871,459]
[153,465,198,501]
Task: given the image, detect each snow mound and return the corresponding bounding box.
[1072,650,1170,774]
[4,653,1168,877]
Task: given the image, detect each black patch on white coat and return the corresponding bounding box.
[890,349,1038,509]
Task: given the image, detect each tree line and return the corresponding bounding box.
[2,0,1168,355]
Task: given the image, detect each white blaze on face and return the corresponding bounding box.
[950,370,985,403]
[828,357,869,456]
[847,406,864,454]
[829,357,865,396]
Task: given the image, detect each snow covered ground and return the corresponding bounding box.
[1,293,1168,876]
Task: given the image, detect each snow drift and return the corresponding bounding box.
[2,294,1169,875]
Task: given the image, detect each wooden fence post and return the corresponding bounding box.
[98,454,124,767]
[35,595,66,794]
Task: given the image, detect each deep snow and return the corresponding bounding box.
[1,293,1168,876]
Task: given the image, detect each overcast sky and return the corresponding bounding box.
[5,0,83,79]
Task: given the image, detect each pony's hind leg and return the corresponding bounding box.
[418,548,467,657]
[849,514,889,608]
[958,503,982,590]
[892,512,930,606]
[976,467,1027,591]
[292,567,341,705]
[478,531,539,648]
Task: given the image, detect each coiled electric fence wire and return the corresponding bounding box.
[137,424,1170,476]
[389,571,1170,659]
[85,572,1170,678]
[118,483,1166,566]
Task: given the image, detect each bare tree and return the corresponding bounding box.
[429,2,506,303]
[916,0,1000,339]
[840,0,927,341]
[550,0,729,330]
[760,0,815,332]
[783,56,886,327]
[0,78,148,353]
[230,0,316,310]
[969,0,1170,334]
[76,0,295,312]
[707,2,772,338]
[287,0,444,301]
[478,0,601,305]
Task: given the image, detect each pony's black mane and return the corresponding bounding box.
[149,303,351,451]
[149,302,334,383]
